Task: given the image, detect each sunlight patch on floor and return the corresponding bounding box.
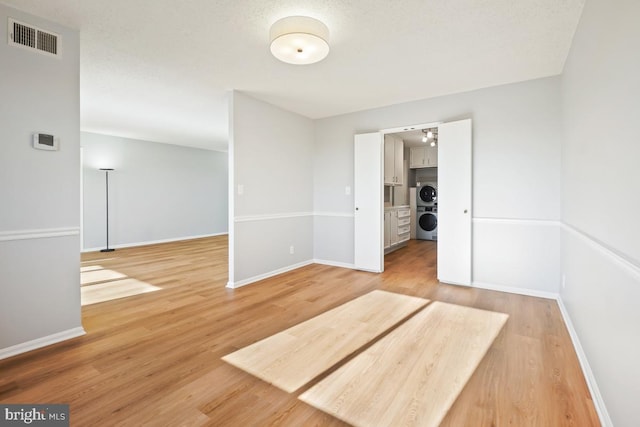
[80,264,161,305]
[81,278,161,306]
[81,268,127,285]
[81,265,103,273]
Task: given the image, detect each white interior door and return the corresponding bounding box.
[437,119,472,286]
[354,132,383,272]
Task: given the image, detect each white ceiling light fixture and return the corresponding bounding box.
[270,16,330,65]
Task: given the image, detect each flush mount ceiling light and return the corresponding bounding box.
[270,16,330,65]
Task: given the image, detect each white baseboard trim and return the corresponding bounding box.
[226,260,315,289]
[0,327,86,361]
[472,281,559,300]
[556,297,612,427]
[440,279,476,288]
[82,232,228,253]
[353,267,383,273]
[313,259,356,270]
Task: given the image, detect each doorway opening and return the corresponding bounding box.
[383,125,440,256]
[354,119,473,286]
[382,124,440,278]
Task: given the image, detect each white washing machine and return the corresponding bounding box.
[416,205,437,240]
[417,182,437,207]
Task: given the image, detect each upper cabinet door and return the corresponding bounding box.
[394,138,404,185]
[383,135,404,185]
[426,145,438,167]
[410,145,438,168]
[383,135,395,185]
[410,146,426,168]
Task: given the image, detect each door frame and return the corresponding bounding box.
[355,119,473,281]
[380,122,442,135]
[354,121,441,272]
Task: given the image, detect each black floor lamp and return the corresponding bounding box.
[99,168,115,252]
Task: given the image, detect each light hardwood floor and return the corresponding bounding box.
[222,290,429,393]
[300,301,509,427]
[0,236,599,426]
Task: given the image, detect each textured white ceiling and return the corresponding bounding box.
[1,0,585,151]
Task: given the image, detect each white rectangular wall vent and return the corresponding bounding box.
[8,18,60,57]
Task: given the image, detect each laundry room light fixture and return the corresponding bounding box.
[421,129,430,143]
[422,128,437,146]
[270,16,330,65]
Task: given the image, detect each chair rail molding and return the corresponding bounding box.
[0,227,80,242]
[234,212,314,223]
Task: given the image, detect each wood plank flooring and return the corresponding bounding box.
[300,302,508,427]
[222,290,429,392]
[0,236,600,426]
[81,278,161,306]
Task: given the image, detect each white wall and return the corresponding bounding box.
[561,0,640,425]
[0,5,83,354]
[229,91,314,286]
[81,132,228,250]
[314,76,563,294]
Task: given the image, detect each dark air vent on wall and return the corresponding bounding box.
[12,21,36,48]
[37,29,58,55]
[8,18,60,57]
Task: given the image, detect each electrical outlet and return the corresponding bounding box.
[289,245,295,255]
[237,184,244,195]
[345,186,351,195]
[562,274,566,289]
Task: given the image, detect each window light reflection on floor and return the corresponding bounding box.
[80,265,161,306]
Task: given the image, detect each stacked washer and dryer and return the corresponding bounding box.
[416,183,437,240]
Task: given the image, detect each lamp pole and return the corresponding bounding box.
[99,168,115,252]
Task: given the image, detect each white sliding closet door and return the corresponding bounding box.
[437,119,472,286]
[354,132,383,272]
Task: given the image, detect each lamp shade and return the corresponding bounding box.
[270,16,330,65]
